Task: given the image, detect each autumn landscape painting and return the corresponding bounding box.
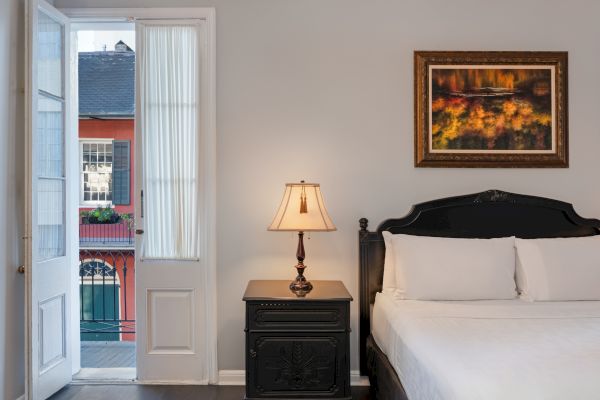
[429,66,554,152]
[415,52,567,167]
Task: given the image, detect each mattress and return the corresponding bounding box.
[371,291,600,400]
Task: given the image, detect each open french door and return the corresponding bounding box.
[134,14,217,384]
[25,0,74,398]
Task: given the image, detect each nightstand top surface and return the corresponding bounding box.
[243,280,352,301]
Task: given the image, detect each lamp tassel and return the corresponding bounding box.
[300,186,308,213]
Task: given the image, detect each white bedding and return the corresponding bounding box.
[372,291,600,400]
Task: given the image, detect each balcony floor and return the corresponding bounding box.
[81,341,136,368]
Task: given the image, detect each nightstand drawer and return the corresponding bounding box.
[247,302,348,331]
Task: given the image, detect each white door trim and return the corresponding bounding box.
[61,6,217,384]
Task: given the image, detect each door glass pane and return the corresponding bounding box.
[37,96,64,177]
[37,178,65,260]
[36,94,65,261]
[38,11,63,97]
[37,10,65,261]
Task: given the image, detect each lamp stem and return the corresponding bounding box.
[296,231,305,262]
[290,231,313,295]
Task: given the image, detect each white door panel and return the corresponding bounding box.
[134,15,217,383]
[147,288,195,354]
[39,294,66,373]
[26,0,74,398]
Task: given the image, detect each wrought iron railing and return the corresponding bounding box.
[79,220,134,248]
[79,249,135,340]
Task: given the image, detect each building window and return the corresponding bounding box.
[81,141,113,203]
[80,139,130,206]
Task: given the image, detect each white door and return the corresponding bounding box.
[25,0,74,398]
[134,16,217,383]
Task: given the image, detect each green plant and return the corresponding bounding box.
[80,207,131,224]
[120,213,134,228]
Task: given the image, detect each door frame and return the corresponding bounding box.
[60,6,217,384]
[24,7,218,383]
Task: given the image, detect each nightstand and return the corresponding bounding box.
[243,280,353,400]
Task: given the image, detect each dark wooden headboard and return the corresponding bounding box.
[358,189,600,375]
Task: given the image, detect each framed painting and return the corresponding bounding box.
[415,51,568,167]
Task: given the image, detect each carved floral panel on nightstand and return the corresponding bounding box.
[250,335,342,395]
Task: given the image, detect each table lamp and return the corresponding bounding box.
[268,181,336,294]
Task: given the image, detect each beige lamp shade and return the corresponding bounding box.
[268,182,336,232]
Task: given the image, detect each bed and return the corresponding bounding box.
[358,189,600,400]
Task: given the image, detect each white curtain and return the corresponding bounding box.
[139,25,199,259]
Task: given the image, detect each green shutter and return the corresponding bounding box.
[112,140,130,205]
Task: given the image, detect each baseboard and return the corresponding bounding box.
[217,369,245,385]
[217,370,369,386]
[351,371,370,386]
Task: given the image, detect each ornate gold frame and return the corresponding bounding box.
[414,51,568,168]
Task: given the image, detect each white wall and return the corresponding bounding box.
[17,0,600,377]
[0,0,25,398]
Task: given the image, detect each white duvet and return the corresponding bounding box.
[372,292,600,400]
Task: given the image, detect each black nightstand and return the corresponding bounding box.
[243,280,353,400]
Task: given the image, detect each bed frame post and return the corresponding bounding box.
[359,217,370,376]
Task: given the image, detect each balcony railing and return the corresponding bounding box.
[79,220,134,248]
[79,249,135,341]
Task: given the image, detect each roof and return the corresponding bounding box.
[79,50,135,117]
[115,40,133,52]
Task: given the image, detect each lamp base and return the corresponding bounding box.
[290,276,313,292]
[289,263,313,297]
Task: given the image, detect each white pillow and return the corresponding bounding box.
[391,234,517,300]
[515,236,600,301]
[382,231,404,295]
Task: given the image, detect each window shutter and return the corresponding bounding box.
[112,140,130,205]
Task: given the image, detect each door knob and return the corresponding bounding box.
[17,265,25,274]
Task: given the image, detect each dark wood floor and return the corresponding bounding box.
[49,384,372,400]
